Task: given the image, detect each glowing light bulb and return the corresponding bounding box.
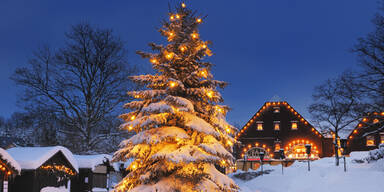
[169,81,177,88]
[131,163,137,170]
[165,52,174,60]
[206,91,214,98]
[128,126,133,131]
[130,115,136,121]
[226,127,231,133]
[181,3,186,8]
[196,18,202,23]
[176,14,180,19]
[170,15,175,20]
[202,44,207,49]
[179,45,187,52]
[191,32,199,39]
[150,58,158,64]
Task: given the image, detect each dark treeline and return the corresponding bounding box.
[0,23,138,154]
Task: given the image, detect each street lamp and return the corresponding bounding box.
[279,149,285,175]
[259,151,265,173]
[305,144,311,171]
[340,139,348,172]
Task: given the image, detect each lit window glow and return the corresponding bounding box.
[257,122,263,131]
[274,121,280,131]
[366,135,375,146]
[273,107,280,113]
[291,122,298,130]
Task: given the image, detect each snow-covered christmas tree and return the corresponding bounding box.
[113,3,239,192]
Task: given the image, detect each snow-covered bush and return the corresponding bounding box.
[365,144,384,163]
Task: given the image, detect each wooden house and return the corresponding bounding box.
[71,154,114,192]
[346,112,384,154]
[6,146,78,192]
[0,148,20,192]
[234,101,334,162]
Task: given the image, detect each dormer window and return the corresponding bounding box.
[274,121,280,131]
[273,107,280,113]
[366,135,375,146]
[256,121,263,131]
[291,121,298,130]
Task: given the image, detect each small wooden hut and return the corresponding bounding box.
[6,146,78,192]
[71,154,114,192]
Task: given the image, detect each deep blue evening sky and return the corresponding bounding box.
[0,0,379,125]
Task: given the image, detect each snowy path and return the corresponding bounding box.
[231,155,384,192]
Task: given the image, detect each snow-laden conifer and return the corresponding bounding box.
[113,3,238,192]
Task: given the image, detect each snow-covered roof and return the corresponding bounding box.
[7,146,78,172]
[74,154,112,170]
[0,147,21,173]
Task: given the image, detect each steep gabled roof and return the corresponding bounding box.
[235,101,324,140]
[7,146,78,172]
[347,112,384,140]
[0,147,21,174]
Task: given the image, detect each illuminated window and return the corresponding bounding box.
[291,121,298,130]
[373,119,379,124]
[275,143,281,151]
[274,121,280,131]
[381,133,384,144]
[366,135,375,146]
[257,121,263,131]
[273,107,280,113]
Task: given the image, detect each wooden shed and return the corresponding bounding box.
[0,148,20,192]
[6,146,78,192]
[235,100,335,161]
[71,154,114,192]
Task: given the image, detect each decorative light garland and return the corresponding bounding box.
[235,101,324,140]
[347,112,384,140]
[40,165,76,176]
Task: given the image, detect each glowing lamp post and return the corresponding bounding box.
[259,151,265,173]
[305,144,311,171]
[340,139,348,172]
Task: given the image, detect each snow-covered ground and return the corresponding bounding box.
[231,152,384,192]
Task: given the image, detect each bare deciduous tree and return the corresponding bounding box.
[12,23,136,153]
[308,72,366,166]
[353,8,384,112]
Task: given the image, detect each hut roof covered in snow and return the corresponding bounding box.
[7,146,78,172]
[0,147,21,173]
[74,154,112,170]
